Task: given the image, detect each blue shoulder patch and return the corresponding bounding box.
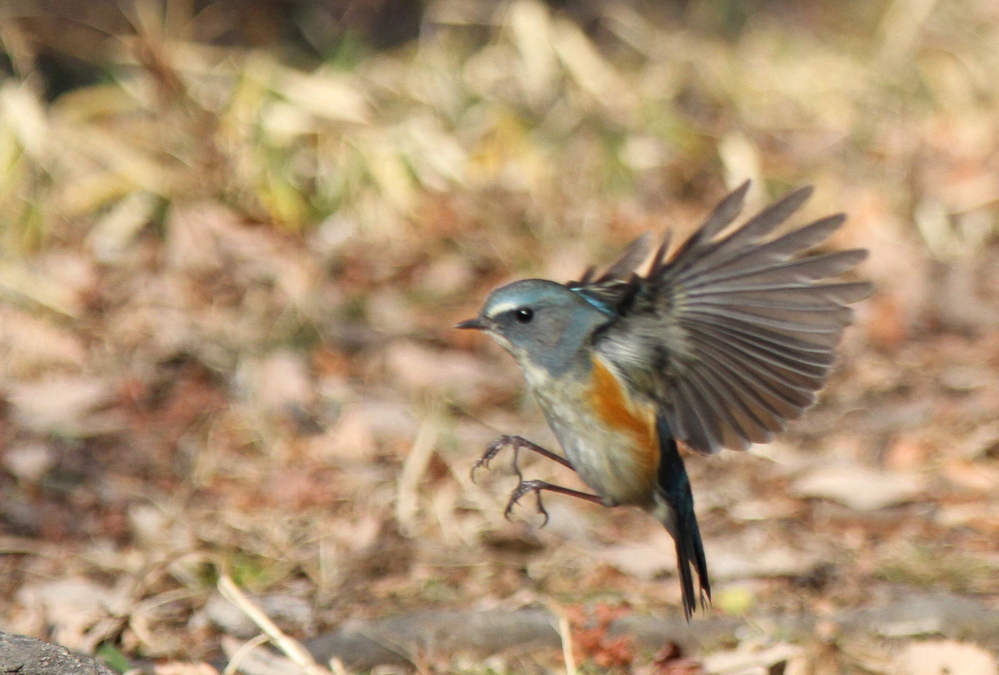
[568,286,616,315]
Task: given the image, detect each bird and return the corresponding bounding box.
[456,181,871,619]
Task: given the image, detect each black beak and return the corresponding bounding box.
[455,317,486,331]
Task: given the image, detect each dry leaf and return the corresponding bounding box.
[2,442,56,483]
[790,463,926,511]
[236,349,314,413]
[0,306,86,376]
[16,577,128,652]
[6,375,115,434]
[893,640,997,675]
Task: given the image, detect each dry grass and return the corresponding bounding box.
[0,1,997,672]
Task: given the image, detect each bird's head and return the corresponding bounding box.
[456,279,611,377]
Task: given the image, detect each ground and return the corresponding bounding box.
[0,1,997,673]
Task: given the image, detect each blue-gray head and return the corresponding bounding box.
[456,279,612,376]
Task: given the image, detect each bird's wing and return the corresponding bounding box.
[567,232,653,313]
[577,182,872,454]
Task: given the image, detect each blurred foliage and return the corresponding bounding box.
[0,1,997,672]
[95,642,132,672]
[0,0,993,254]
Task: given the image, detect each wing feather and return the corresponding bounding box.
[599,232,652,282]
[580,182,871,454]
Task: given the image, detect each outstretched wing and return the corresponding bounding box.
[576,182,872,454]
[567,232,653,313]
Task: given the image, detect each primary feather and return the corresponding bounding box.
[569,181,871,454]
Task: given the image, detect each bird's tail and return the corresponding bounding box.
[654,433,710,620]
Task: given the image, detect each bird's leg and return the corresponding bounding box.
[502,441,603,526]
[504,479,605,527]
[471,434,574,482]
[472,435,601,526]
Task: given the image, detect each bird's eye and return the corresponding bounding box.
[515,307,534,323]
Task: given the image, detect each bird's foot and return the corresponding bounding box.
[504,479,552,527]
[502,479,606,528]
[470,435,573,483]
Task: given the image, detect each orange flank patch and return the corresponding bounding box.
[587,356,659,477]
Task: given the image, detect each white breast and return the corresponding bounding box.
[529,376,657,507]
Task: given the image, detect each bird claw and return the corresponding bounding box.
[470,435,515,483]
[473,435,577,528]
[503,479,551,527]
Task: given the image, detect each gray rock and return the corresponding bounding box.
[0,631,115,675]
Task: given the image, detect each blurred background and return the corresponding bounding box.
[0,0,997,672]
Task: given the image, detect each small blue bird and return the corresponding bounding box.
[457,182,871,619]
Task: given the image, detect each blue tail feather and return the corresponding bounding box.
[656,419,711,619]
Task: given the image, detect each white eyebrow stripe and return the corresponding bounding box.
[484,299,523,318]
